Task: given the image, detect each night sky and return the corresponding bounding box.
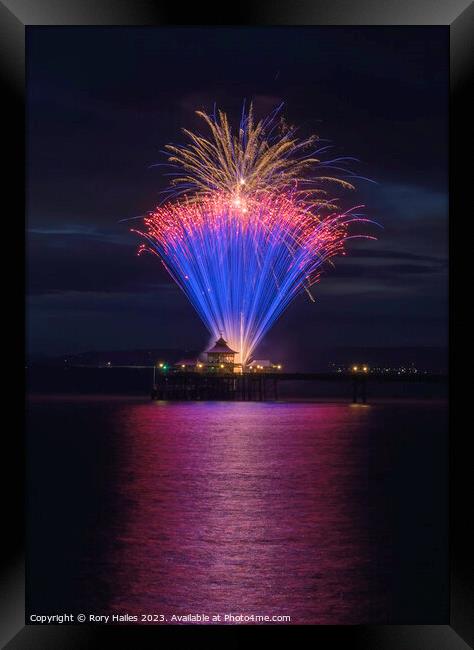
[27,27,448,368]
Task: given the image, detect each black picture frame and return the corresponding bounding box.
[3,1,471,648]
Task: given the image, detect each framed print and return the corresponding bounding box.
[2,1,472,648]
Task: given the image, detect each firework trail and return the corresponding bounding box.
[135,105,376,365]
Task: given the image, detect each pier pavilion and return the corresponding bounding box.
[206,336,240,373]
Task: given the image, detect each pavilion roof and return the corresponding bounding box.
[206,337,237,355]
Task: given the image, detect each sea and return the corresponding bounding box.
[26,393,448,625]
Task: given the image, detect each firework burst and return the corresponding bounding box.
[163,104,355,207]
[135,104,376,365]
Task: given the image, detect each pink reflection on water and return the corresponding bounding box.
[104,401,388,624]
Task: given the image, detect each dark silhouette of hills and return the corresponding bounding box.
[29,348,200,367]
[325,346,447,373]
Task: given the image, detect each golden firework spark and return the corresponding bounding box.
[164,104,355,209]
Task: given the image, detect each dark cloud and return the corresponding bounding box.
[347,248,447,264]
[27,230,173,296]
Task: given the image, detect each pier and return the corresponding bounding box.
[151,371,279,401]
[151,370,446,402]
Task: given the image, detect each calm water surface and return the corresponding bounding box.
[27,397,448,624]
